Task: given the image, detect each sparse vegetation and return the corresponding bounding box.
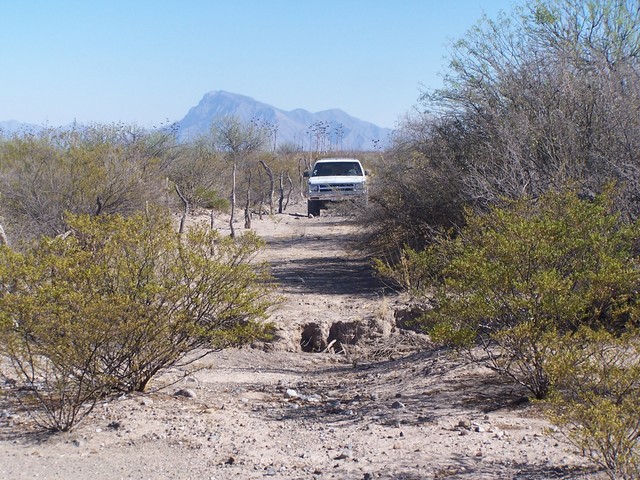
[377,189,640,397]
[1,1,639,476]
[0,124,176,243]
[367,2,640,473]
[0,209,276,431]
[366,0,640,253]
[545,327,640,480]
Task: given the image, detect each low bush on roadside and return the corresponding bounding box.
[376,187,640,476]
[378,188,640,398]
[544,327,640,480]
[0,209,276,431]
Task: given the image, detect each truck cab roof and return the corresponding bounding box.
[310,158,364,177]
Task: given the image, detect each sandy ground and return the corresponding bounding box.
[0,205,605,479]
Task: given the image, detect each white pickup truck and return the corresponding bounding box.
[304,158,368,217]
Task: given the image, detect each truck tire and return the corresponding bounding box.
[308,200,321,217]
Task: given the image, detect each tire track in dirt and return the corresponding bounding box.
[252,208,393,352]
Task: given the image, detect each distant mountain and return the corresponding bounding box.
[175,90,392,151]
[1,91,393,151]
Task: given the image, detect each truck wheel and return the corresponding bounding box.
[308,200,321,217]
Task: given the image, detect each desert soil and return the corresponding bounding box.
[0,205,605,480]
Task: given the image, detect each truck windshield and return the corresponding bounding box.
[312,162,362,177]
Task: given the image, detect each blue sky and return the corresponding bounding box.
[1,0,519,129]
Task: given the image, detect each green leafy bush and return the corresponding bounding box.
[194,187,230,211]
[0,209,276,431]
[379,189,640,399]
[377,188,640,475]
[544,327,640,480]
[0,125,173,241]
[0,241,119,431]
[374,243,445,297]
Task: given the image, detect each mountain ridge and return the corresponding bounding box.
[175,90,391,150]
[1,91,393,150]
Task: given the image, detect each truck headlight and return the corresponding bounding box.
[353,183,365,191]
[309,184,319,192]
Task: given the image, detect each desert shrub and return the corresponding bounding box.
[194,187,230,211]
[0,209,276,431]
[427,0,640,215]
[0,242,119,431]
[167,140,230,211]
[367,0,640,256]
[378,189,640,398]
[360,116,466,256]
[0,124,175,242]
[374,242,447,297]
[544,327,640,480]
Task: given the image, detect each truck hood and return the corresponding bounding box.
[308,175,365,185]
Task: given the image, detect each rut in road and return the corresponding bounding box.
[256,211,394,352]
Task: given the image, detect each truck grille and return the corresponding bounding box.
[317,183,357,192]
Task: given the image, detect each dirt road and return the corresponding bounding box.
[0,207,603,479]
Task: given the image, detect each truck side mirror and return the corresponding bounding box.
[303,171,309,178]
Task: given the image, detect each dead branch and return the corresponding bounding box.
[285,172,294,210]
[174,184,189,234]
[0,224,8,246]
[244,168,252,229]
[259,160,275,215]
[278,172,285,214]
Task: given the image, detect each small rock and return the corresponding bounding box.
[335,449,352,460]
[174,388,197,399]
[391,401,405,409]
[139,397,154,406]
[285,389,298,399]
[457,419,471,429]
